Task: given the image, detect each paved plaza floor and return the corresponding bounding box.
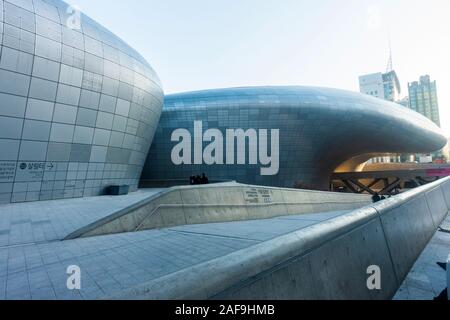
[0,189,164,248]
[0,191,448,300]
[0,200,348,300]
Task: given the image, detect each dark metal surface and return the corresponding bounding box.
[142,86,447,189]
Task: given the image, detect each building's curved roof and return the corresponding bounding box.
[144,86,446,189]
[163,86,446,153]
[0,0,164,203]
[29,0,163,94]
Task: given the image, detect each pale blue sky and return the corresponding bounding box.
[68,0,449,136]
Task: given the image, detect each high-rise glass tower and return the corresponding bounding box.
[408,75,446,161]
[408,75,441,127]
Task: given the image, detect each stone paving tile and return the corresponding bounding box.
[0,276,6,300]
[31,286,57,301]
[0,231,255,299]
[168,211,349,242]
[6,206,444,301]
[278,211,348,221]
[0,210,348,300]
[9,201,447,301]
[0,189,164,248]
[394,287,409,300]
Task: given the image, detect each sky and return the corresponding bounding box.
[67,0,450,137]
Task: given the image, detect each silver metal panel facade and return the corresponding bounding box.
[0,0,163,203]
[142,86,446,189]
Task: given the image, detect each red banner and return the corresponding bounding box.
[426,168,450,177]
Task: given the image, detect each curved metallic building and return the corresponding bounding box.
[142,86,446,189]
[0,0,163,203]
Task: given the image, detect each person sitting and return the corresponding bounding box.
[372,193,382,203]
[201,173,209,185]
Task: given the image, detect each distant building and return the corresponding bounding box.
[359,70,402,164]
[408,75,441,127]
[444,139,450,162]
[408,75,444,161]
[440,138,450,162]
[359,71,401,102]
[398,96,410,108]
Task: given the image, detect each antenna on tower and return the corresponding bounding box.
[386,37,393,72]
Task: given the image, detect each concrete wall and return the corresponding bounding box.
[447,255,450,300]
[110,177,450,300]
[66,182,371,239]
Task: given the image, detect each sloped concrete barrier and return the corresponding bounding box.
[447,255,450,300]
[66,182,371,239]
[376,179,449,281]
[110,177,450,300]
[442,179,450,208]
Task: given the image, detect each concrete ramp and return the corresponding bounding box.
[0,189,164,248]
[110,177,450,300]
[65,182,371,240]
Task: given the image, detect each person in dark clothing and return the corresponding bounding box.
[201,173,209,185]
[372,193,382,203]
[189,176,195,185]
[194,175,201,185]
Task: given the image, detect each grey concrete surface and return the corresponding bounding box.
[0,189,164,248]
[69,182,371,239]
[112,177,450,300]
[0,177,447,300]
[394,212,450,300]
[112,206,394,300]
[375,181,449,282]
[0,210,349,300]
[168,211,347,242]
